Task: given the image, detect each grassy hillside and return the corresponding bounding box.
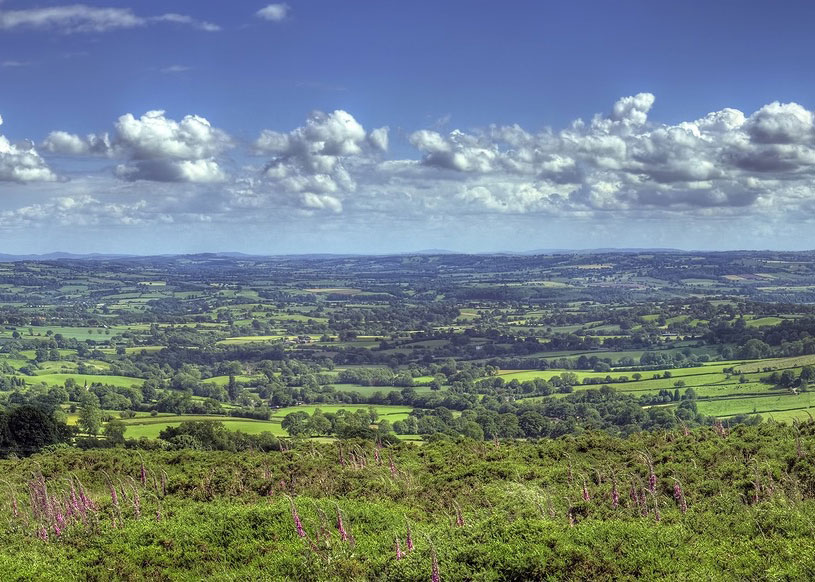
[2,423,815,580]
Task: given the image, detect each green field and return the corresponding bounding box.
[695,392,815,418]
[114,404,414,439]
[271,404,413,421]
[203,374,258,385]
[122,416,286,438]
[27,373,144,388]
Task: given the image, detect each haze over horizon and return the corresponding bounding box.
[2,0,815,254]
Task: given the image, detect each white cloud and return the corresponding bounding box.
[115,158,226,183]
[256,4,289,22]
[367,126,389,152]
[255,110,386,211]
[0,114,56,182]
[115,111,229,160]
[28,93,815,225]
[399,93,815,215]
[0,5,219,33]
[159,65,192,74]
[0,194,174,227]
[610,92,655,126]
[746,101,814,144]
[302,192,342,213]
[42,130,111,155]
[153,13,220,32]
[44,110,231,183]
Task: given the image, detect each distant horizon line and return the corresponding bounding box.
[0,247,813,260]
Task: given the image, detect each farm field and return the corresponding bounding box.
[121,416,287,438]
[26,373,144,388]
[113,405,414,439]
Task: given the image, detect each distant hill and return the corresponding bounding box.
[0,252,136,262]
[515,247,687,255]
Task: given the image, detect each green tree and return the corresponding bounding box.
[281,411,310,437]
[307,410,332,436]
[4,406,68,453]
[78,392,102,436]
[103,419,127,445]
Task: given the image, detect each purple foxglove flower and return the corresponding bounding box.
[337,509,349,542]
[431,549,441,582]
[291,504,306,538]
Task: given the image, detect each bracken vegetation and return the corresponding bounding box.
[2,421,815,580]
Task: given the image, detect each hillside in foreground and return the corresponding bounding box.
[2,422,815,581]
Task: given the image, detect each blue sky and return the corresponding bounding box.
[1,0,814,254]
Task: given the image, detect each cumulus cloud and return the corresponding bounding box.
[256,4,289,22]
[0,114,56,182]
[44,111,231,183]
[115,111,229,160]
[0,4,219,33]
[746,102,814,144]
[255,110,387,211]
[42,130,111,156]
[29,93,815,224]
[399,93,815,216]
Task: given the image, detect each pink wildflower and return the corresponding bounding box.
[395,537,404,560]
[673,481,687,514]
[389,456,397,477]
[431,548,441,582]
[110,483,119,507]
[140,462,147,486]
[132,487,141,519]
[611,483,619,509]
[37,526,48,541]
[455,505,464,527]
[291,503,306,538]
[582,483,591,502]
[406,522,414,551]
[648,472,657,495]
[78,483,95,512]
[337,509,349,542]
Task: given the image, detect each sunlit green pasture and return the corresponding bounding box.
[695,392,815,418]
[271,404,413,421]
[26,373,143,388]
[121,416,286,439]
[203,375,258,386]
